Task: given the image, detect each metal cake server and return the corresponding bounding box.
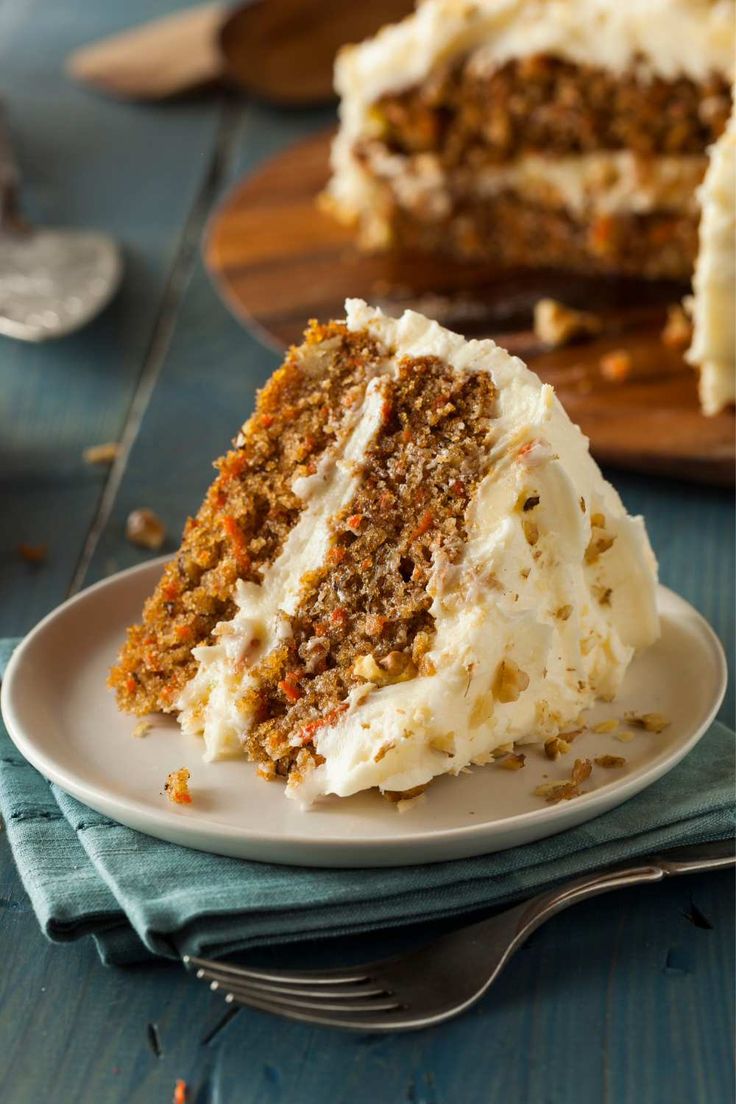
[0,109,121,342]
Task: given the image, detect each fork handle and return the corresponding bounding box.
[514,838,735,940]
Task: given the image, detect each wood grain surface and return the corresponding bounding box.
[1,4,734,1102]
[206,130,735,486]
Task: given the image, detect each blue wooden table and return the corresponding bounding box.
[1,3,733,1101]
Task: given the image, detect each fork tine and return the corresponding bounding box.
[200,968,389,1000]
[219,982,402,1014]
[184,954,372,987]
[219,987,411,1032]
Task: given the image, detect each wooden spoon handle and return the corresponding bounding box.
[65,2,227,101]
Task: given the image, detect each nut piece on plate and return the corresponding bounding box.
[533,298,603,348]
[164,767,191,805]
[126,507,166,550]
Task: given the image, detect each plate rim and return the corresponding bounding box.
[0,557,728,861]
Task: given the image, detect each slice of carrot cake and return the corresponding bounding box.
[325,0,734,280]
[110,300,659,804]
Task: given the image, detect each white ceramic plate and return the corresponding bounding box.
[1,558,727,867]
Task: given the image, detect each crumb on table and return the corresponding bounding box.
[173,1080,188,1104]
[126,508,166,551]
[599,349,632,383]
[18,543,47,565]
[661,304,693,350]
[83,442,121,465]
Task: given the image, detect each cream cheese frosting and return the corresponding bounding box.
[686,107,736,416]
[340,147,706,227]
[335,0,735,117]
[177,300,659,805]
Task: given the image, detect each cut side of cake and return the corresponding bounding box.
[325,0,734,279]
[110,300,659,805]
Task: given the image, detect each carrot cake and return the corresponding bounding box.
[110,300,660,804]
[324,0,735,413]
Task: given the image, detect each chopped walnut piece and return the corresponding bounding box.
[132,720,151,739]
[595,755,626,768]
[497,752,526,770]
[18,543,47,564]
[533,298,602,348]
[593,585,612,606]
[373,740,396,763]
[383,784,427,803]
[522,495,540,512]
[624,712,670,733]
[352,653,384,683]
[544,736,571,760]
[571,758,592,785]
[126,508,166,551]
[164,767,191,805]
[585,516,616,563]
[380,650,417,681]
[599,349,632,383]
[534,780,579,804]
[83,442,121,465]
[661,304,693,350]
[493,659,530,704]
[522,519,539,546]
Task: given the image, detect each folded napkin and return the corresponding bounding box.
[0,639,733,966]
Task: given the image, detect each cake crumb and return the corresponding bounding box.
[18,543,47,564]
[173,1081,188,1104]
[624,711,669,733]
[595,755,626,768]
[599,350,632,383]
[126,508,166,551]
[661,304,693,350]
[132,720,152,739]
[533,298,602,347]
[83,442,121,465]
[164,768,191,805]
[615,730,635,743]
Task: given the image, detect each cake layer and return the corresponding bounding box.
[174,301,659,803]
[109,322,388,714]
[355,188,699,277]
[370,58,730,164]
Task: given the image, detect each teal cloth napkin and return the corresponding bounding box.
[0,639,733,966]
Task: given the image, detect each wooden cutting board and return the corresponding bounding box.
[205,130,734,486]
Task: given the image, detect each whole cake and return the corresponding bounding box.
[324,0,735,413]
[110,301,659,804]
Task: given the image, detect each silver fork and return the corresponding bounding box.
[184,839,734,1033]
